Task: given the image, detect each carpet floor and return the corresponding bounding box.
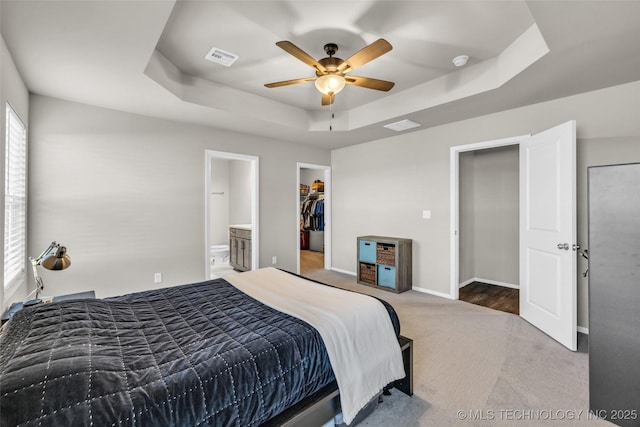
[305,269,609,427]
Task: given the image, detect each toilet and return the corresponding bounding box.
[210,244,230,265]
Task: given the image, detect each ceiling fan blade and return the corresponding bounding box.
[276,41,327,74]
[264,77,315,88]
[345,76,395,91]
[337,39,392,73]
[321,93,335,106]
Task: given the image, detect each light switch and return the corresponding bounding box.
[422,210,431,219]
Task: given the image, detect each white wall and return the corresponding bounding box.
[28,95,330,299]
[331,79,640,329]
[459,146,519,286]
[1,35,29,311]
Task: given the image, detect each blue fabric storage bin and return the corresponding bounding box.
[359,240,376,263]
[377,265,396,289]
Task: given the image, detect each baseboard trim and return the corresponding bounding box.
[459,277,519,290]
[331,268,456,300]
[412,286,455,300]
[330,267,356,276]
[458,278,476,288]
[331,269,588,335]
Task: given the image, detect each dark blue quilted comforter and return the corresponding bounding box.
[0,278,350,426]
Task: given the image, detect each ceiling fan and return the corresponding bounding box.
[264,39,394,105]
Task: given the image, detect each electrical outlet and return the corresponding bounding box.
[422,210,432,219]
[154,272,162,283]
[272,256,277,265]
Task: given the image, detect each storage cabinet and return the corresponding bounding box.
[229,226,252,271]
[357,236,412,293]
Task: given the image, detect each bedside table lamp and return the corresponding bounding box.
[25,241,71,306]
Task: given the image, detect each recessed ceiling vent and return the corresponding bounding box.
[383,119,421,132]
[205,47,239,67]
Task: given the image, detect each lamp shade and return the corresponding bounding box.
[314,74,346,95]
[41,246,71,271]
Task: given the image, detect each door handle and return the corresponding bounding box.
[557,243,569,250]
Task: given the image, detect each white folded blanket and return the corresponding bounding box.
[225,267,405,425]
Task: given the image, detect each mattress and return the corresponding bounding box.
[0,273,401,426]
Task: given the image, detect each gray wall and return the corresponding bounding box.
[1,35,29,311]
[209,158,229,245]
[331,79,640,330]
[458,152,475,283]
[28,95,330,299]
[209,158,252,246]
[459,146,519,286]
[228,160,252,225]
[300,169,324,189]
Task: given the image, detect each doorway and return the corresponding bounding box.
[450,135,525,300]
[297,163,331,275]
[204,150,259,280]
[450,121,578,351]
[458,145,520,315]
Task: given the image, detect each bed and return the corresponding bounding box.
[0,267,407,426]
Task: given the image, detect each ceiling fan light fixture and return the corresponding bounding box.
[315,74,346,95]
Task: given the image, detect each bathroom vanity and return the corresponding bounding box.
[229,224,252,271]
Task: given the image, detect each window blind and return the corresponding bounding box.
[4,103,27,289]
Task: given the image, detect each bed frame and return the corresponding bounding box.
[264,335,413,426]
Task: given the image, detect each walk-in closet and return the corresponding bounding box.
[458,145,519,314]
[299,168,325,275]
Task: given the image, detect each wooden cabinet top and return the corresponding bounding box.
[358,236,412,244]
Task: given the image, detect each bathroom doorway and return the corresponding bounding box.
[204,150,259,280]
[297,163,331,276]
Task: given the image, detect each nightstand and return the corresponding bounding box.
[1,291,96,325]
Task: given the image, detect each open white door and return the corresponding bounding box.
[520,120,577,351]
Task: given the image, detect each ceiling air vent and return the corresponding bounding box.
[205,47,239,67]
[383,119,421,132]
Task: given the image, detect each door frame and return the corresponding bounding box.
[449,135,529,299]
[204,150,259,279]
[296,163,331,274]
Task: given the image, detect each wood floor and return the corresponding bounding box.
[459,282,519,315]
[300,249,324,275]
